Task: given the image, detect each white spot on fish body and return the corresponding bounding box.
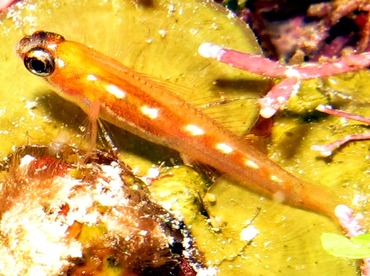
[184,124,205,136]
[245,159,259,169]
[106,84,126,99]
[87,74,98,81]
[270,175,283,183]
[215,143,234,154]
[141,106,159,119]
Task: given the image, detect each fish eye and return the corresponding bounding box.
[23,47,55,77]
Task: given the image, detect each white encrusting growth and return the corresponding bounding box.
[215,143,234,154]
[284,67,300,78]
[310,144,332,157]
[184,124,205,136]
[106,84,126,99]
[158,29,167,38]
[18,154,35,169]
[260,106,276,119]
[240,225,259,242]
[335,204,364,237]
[198,43,224,60]
[140,105,159,119]
[277,96,286,104]
[0,158,131,275]
[290,79,301,96]
[0,199,82,275]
